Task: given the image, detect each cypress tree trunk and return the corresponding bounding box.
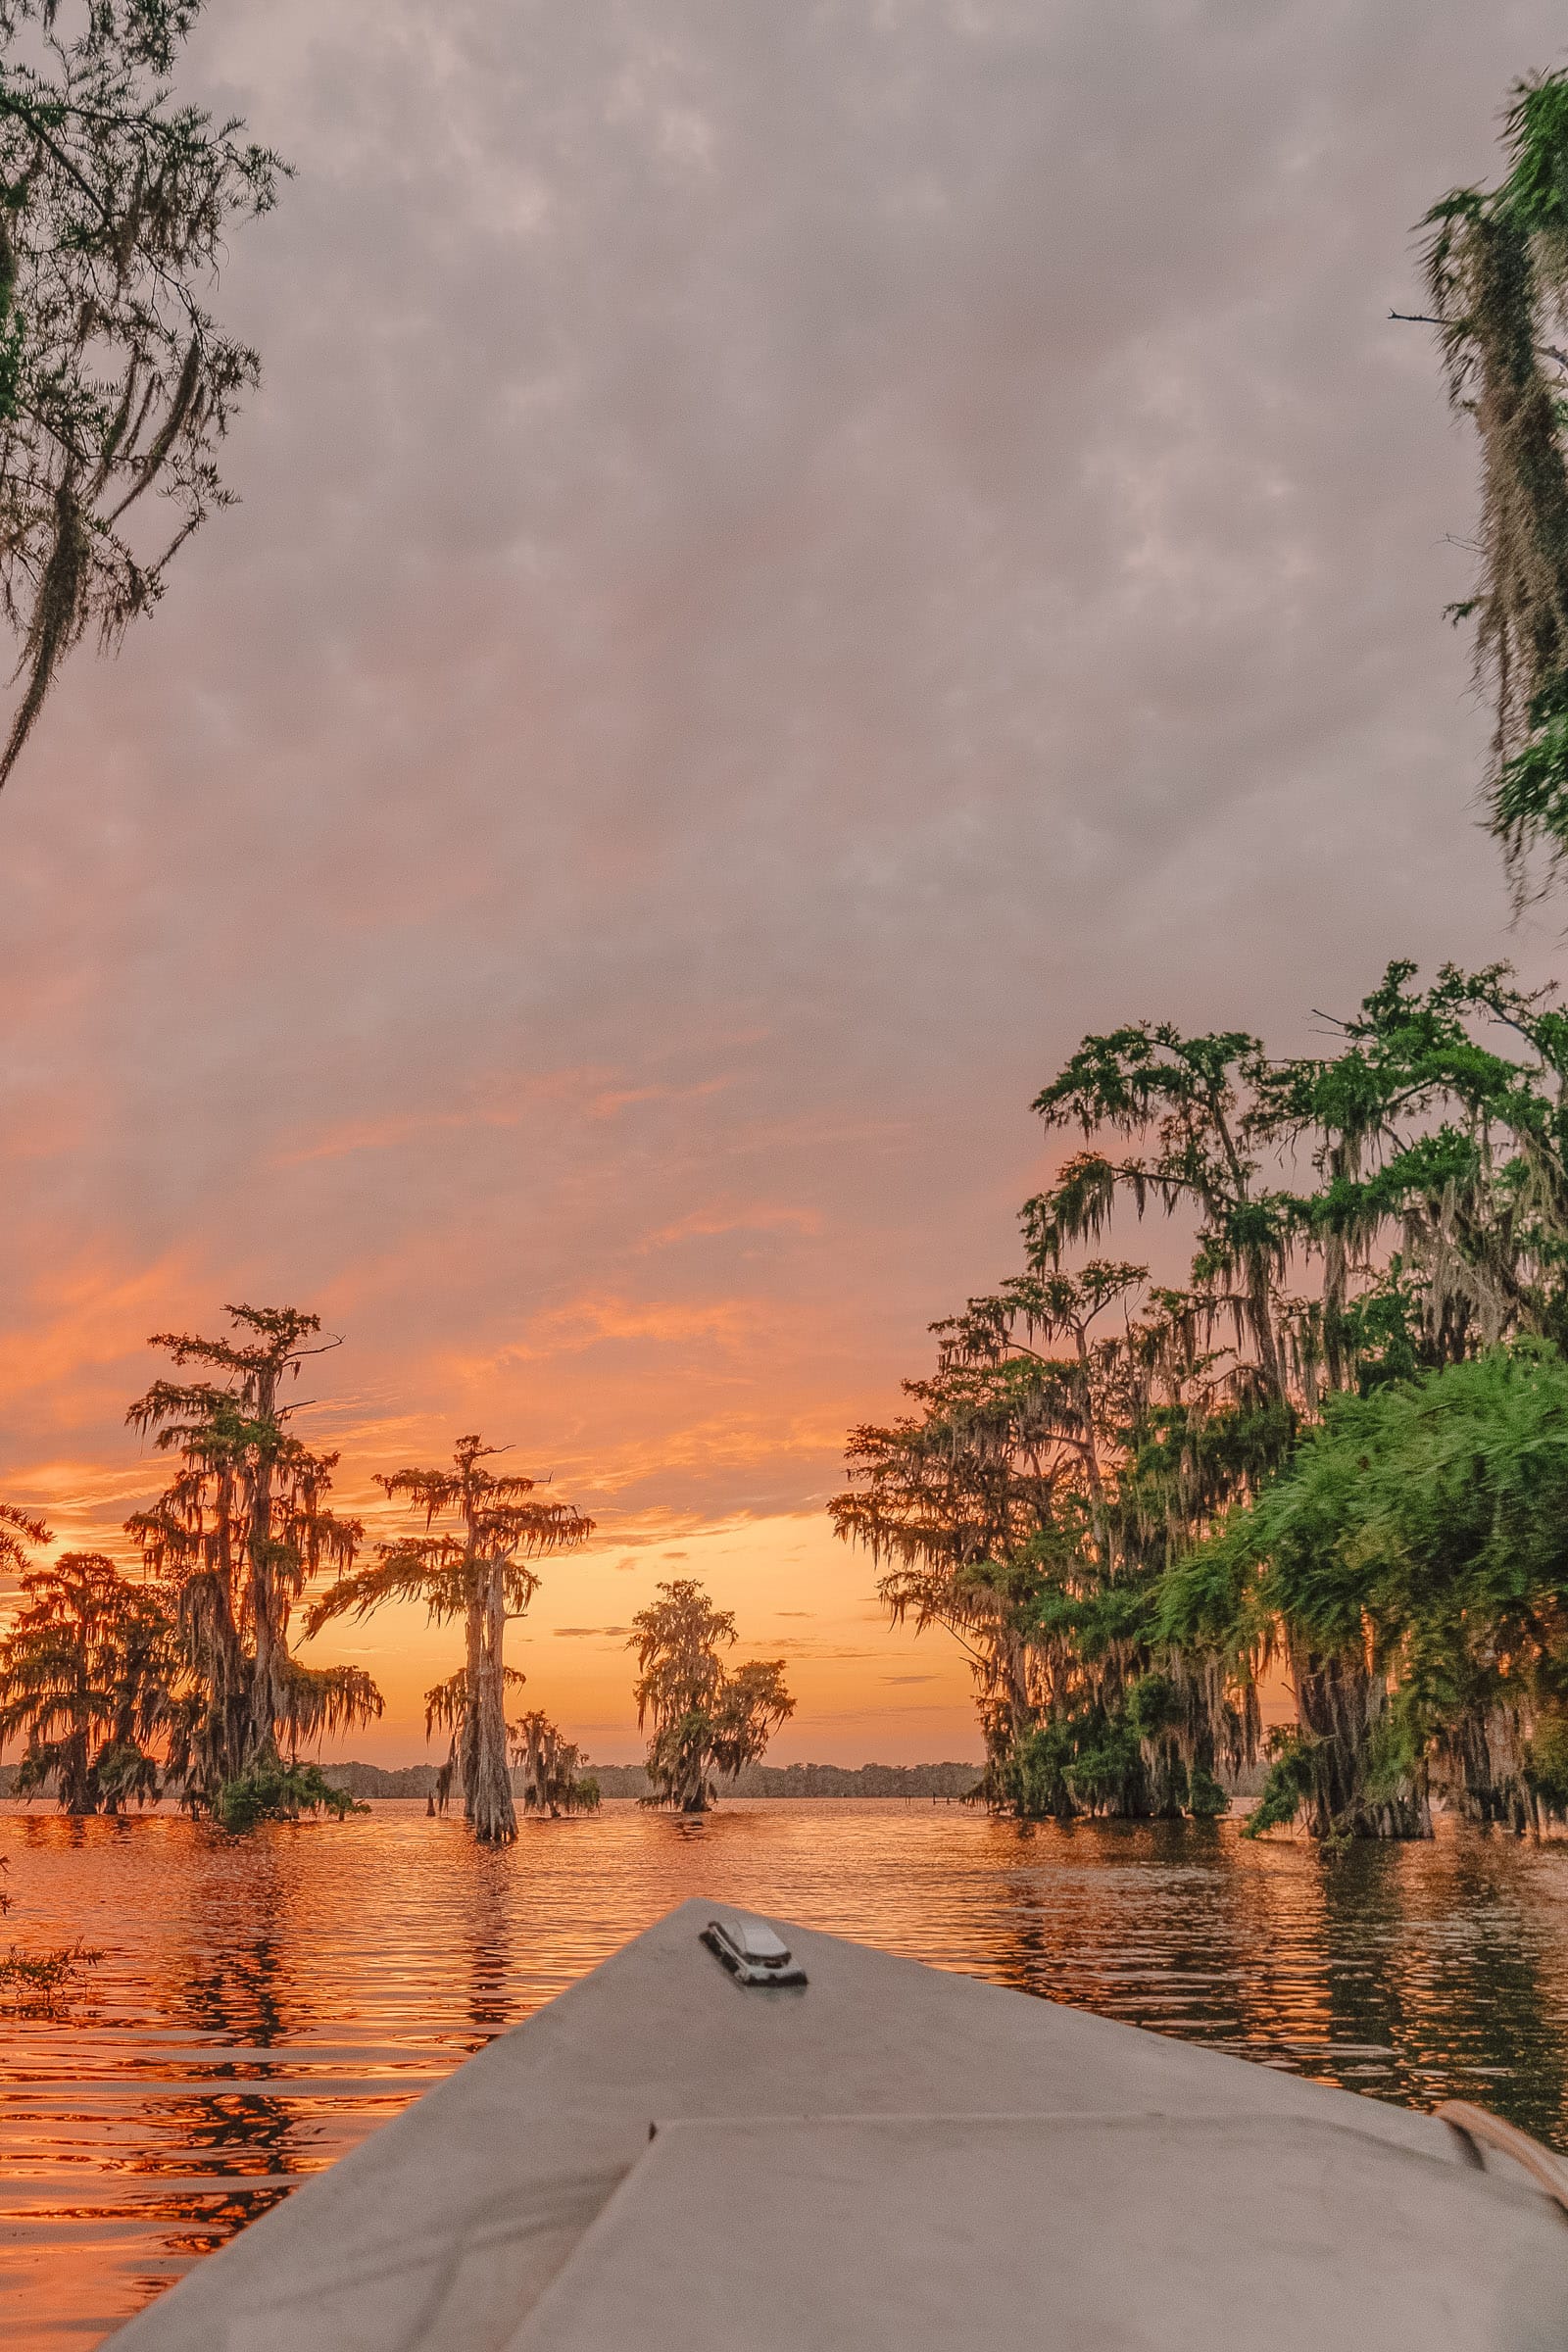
[460,1594,484,1822]
[246,1446,278,1767]
[1246,1250,1286,1400]
[210,1464,251,1790]
[245,1363,283,1767]
[680,1748,710,1812]
[63,1725,94,1815]
[1292,1644,1430,1838]
[1440,1701,1537,1833]
[468,1560,516,1843]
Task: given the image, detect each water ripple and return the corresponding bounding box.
[2,1798,1566,2347]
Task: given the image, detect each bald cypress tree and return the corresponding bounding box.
[0,1549,178,1813]
[512,1709,600,1817]
[124,1304,380,1815]
[628,1580,795,1813]
[307,1436,595,1843]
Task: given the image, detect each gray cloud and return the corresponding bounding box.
[1,0,1562,1541]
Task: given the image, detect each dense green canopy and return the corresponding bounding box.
[1164,1345,1568,1835]
[835,962,1568,1838]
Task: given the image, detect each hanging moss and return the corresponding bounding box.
[1424,72,1568,885]
[0,3,286,789]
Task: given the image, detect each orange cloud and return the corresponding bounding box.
[639,1202,823,1250]
[0,1248,200,1425]
[272,1068,736,1165]
[462,1291,760,1372]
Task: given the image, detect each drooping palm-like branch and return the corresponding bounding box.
[0,2,286,792]
[0,1496,48,1576]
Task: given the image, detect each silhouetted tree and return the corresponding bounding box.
[0,1549,179,1812]
[512,1708,600,1816]
[628,1580,794,1813]
[125,1304,380,1815]
[307,1436,594,1843]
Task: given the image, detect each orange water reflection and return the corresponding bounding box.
[3,1799,1568,2347]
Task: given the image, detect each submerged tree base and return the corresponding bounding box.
[0,1938,103,2012]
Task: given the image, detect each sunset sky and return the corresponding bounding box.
[1,0,1563,1766]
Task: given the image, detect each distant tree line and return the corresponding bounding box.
[586,1759,981,1800]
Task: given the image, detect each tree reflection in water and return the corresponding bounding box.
[462,1842,516,2044]
[979,1816,1568,2152]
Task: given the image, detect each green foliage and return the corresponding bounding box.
[839,950,1568,1838]
[1192,1344,1568,1833]
[1125,1672,1180,1741]
[1064,1712,1144,1811]
[994,1722,1075,1818]
[1200,1346,1568,1649]
[214,1758,362,1834]
[1246,1732,1319,1838]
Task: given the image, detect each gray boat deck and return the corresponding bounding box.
[105,1896,1568,2350]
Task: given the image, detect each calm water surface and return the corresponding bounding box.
[3,1796,1568,2346]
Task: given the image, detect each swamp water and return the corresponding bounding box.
[3,1795,1568,2347]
